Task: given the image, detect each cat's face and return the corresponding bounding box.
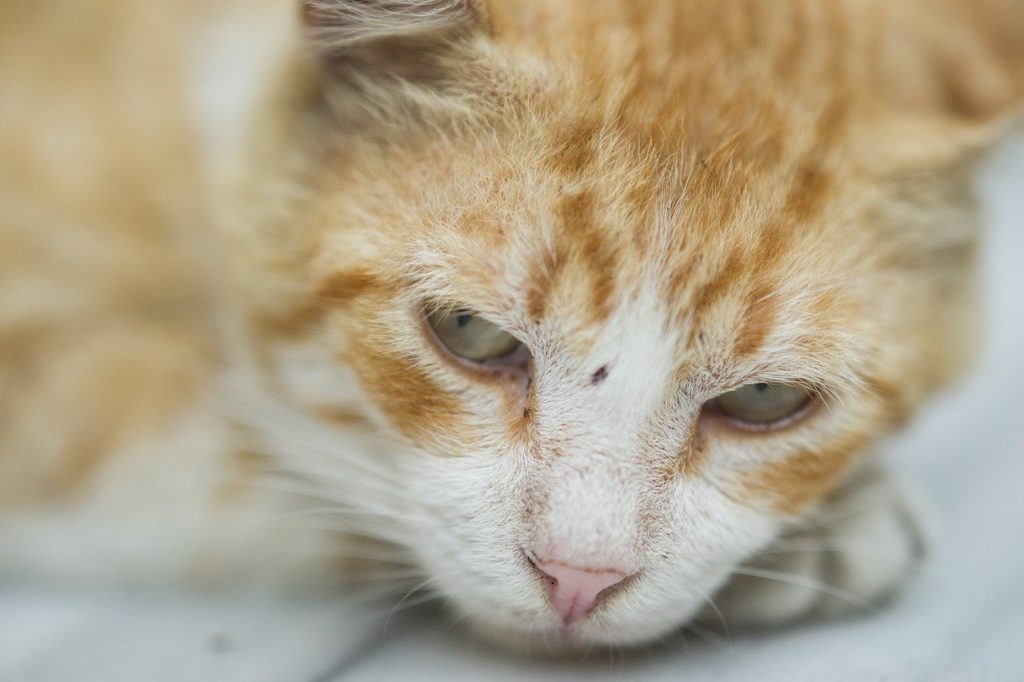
[244,0,1018,651]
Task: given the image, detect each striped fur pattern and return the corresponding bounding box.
[2,0,1023,653]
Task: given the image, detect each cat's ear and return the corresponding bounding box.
[299,0,486,88]
[867,0,1024,168]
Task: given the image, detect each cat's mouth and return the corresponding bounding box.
[440,566,711,654]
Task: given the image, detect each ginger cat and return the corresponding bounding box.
[2,0,1023,653]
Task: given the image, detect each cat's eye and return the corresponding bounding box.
[710,382,813,430]
[425,309,523,363]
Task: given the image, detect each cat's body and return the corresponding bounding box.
[2,0,1022,653]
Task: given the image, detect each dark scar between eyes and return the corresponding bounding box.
[590,365,610,385]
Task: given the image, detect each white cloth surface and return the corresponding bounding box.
[2,48,1022,680]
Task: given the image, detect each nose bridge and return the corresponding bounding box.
[531,450,644,568]
[544,376,666,443]
[528,320,676,567]
[533,304,678,449]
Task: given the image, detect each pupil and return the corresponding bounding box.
[456,314,472,328]
[754,383,770,393]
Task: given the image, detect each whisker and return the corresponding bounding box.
[792,484,893,531]
[441,608,473,637]
[254,482,413,531]
[255,442,398,497]
[687,583,731,639]
[278,518,414,547]
[682,621,728,651]
[241,457,402,510]
[756,539,893,562]
[281,504,422,527]
[384,589,443,616]
[334,586,421,612]
[652,628,689,658]
[320,549,414,566]
[382,577,443,635]
[335,569,426,582]
[731,566,868,609]
[218,387,398,484]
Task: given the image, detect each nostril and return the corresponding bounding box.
[529,557,630,625]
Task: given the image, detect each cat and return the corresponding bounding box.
[2,0,1022,654]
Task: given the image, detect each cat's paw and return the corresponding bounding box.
[708,466,930,629]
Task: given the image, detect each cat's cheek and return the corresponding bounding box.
[336,324,531,458]
[697,389,887,517]
[338,344,468,454]
[397,453,542,624]
[736,429,874,515]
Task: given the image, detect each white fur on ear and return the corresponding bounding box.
[302,0,478,52]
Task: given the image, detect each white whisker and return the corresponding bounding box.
[686,583,731,638]
[731,566,868,609]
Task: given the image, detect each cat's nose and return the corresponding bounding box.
[532,559,629,625]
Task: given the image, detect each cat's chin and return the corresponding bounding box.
[452,611,688,657]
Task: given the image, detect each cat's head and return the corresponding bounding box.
[233,0,1024,651]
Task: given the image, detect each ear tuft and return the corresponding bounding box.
[301,0,478,53]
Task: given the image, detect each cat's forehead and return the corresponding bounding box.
[378,112,866,390]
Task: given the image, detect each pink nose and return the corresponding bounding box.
[534,560,628,625]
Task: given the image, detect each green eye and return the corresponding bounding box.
[712,382,813,428]
[426,309,523,363]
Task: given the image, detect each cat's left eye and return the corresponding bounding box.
[709,382,814,430]
[425,309,523,364]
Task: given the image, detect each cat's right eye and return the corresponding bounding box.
[425,308,524,364]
